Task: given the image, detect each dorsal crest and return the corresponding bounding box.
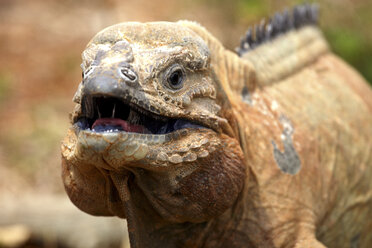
[236,3,319,56]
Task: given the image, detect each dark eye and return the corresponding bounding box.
[166,67,184,90]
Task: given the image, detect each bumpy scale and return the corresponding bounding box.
[61,4,372,248]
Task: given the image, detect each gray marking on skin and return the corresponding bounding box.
[241,86,253,105]
[271,114,301,175]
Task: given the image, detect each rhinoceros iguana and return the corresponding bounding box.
[61,4,372,248]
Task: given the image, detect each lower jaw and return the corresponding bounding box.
[62,125,217,173]
[67,128,160,170]
[66,126,190,170]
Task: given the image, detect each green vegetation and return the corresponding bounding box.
[325,28,372,84]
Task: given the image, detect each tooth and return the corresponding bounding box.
[112,104,116,118]
[83,96,94,118]
[97,105,102,118]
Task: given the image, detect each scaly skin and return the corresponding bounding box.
[61,16,372,248]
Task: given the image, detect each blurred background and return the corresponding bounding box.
[0,0,371,247]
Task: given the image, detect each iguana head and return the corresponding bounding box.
[62,21,245,224]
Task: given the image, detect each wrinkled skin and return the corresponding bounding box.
[62,20,372,248]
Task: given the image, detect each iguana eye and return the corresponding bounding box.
[165,65,185,90]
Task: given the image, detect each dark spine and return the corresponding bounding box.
[236,3,319,56]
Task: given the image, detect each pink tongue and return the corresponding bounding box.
[92,118,146,133]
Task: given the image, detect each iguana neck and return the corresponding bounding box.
[241,26,329,86]
[110,171,250,248]
[125,201,248,248]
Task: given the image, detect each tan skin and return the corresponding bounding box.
[62,19,372,247]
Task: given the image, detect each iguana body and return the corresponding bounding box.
[61,4,372,248]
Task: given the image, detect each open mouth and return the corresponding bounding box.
[75,95,204,134]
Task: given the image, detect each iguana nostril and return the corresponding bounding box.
[119,66,138,85]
